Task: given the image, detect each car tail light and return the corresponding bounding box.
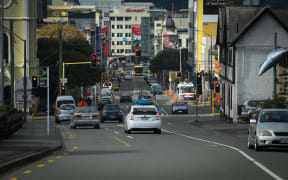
[92,115,100,119]
[120,110,123,115]
[74,115,82,119]
[102,110,106,114]
[130,112,133,120]
[156,112,160,120]
[57,110,62,114]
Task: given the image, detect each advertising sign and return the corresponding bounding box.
[132,24,141,52]
[96,26,101,63]
[163,33,179,50]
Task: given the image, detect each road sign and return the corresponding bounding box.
[122,37,126,42]
[16,90,33,102]
[40,67,48,87]
[60,78,68,84]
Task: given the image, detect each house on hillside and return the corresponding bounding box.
[217,7,288,123]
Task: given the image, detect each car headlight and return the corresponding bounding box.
[258,130,272,136]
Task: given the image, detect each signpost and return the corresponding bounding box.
[40,67,48,87]
[40,67,50,136]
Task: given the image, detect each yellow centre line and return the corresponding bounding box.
[23,170,32,174]
[113,136,131,148]
[36,164,45,168]
[10,178,18,180]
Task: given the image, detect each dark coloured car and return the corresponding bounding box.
[100,104,123,123]
[171,101,188,114]
[120,93,132,103]
[151,84,162,94]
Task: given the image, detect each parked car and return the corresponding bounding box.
[98,96,112,111]
[151,84,162,94]
[120,93,133,103]
[124,104,161,134]
[138,92,153,104]
[248,108,288,151]
[55,96,75,123]
[239,100,264,120]
[171,101,188,114]
[55,104,76,124]
[100,104,123,123]
[124,73,133,80]
[70,107,100,129]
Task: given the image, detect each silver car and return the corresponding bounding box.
[70,107,100,129]
[248,108,288,151]
[55,104,75,124]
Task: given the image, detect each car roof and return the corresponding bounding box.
[132,104,156,108]
[262,108,288,112]
[56,96,74,101]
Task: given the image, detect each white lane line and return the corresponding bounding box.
[167,123,173,125]
[114,131,119,134]
[116,124,124,127]
[162,129,283,180]
[127,136,134,139]
[104,128,109,130]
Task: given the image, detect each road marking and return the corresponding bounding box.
[127,136,134,139]
[167,123,173,125]
[48,160,54,163]
[64,152,69,155]
[113,136,131,147]
[10,178,18,180]
[114,131,119,134]
[116,124,124,127]
[23,170,32,174]
[70,150,75,152]
[162,129,283,180]
[73,146,79,150]
[36,164,45,168]
[56,156,62,159]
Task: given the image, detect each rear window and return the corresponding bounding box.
[133,107,157,115]
[60,104,75,110]
[75,107,96,113]
[104,105,120,110]
[142,95,151,99]
[57,100,74,108]
[173,102,186,106]
[248,101,259,107]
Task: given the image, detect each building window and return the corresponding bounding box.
[110,17,115,21]
[119,25,123,29]
[135,16,137,21]
[112,33,115,37]
[125,16,131,21]
[112,41,115,45]
[104,12,109,17]
[104,21,110,26]
[157,23,161,27]
[112,49,115,53]
[112,25,115,29]
[117,17,123,21]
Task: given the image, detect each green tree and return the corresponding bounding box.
[150,48,190,73]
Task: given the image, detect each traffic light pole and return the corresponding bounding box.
[47,67,50,136]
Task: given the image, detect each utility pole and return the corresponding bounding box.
[0,0,4,105]
[10,20,14,108]
[274,32,277,97]
[58,24,63,95]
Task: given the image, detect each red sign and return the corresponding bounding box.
[132,24,141,36]
[126,9,144,13]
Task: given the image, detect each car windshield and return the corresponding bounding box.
[60,104,75,110]
[153,85,161,89]
[260,111,288,122]
[75,107,96,113]
[57,100,74,108]
[104,105,120,110]
[133,107,157,115]
[180,86,194,93]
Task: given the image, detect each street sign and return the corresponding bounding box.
[16,102,32,108]
[60,78,68,84]
[40,67,48,87]
[122,37,126,42]
[16,90,33,102]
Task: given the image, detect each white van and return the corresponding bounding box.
[101,88,113,97]
[55,96,76,123]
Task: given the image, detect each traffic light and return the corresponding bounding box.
[32,76,38,88]
[196,73,202,85]
[177,72,181,78]
[61,85,65,95]
[215,83,220,93]
[91,55,97,67]
[136,48,141,56]
[197,84,202,95]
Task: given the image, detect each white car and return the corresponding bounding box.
[124,105,161,134]
[124,73,132,80]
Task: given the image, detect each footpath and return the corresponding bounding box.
[0,113,62,174]
[156,91,249,137]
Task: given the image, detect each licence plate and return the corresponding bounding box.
[178,110,182,112]
[141,117,149,120]
[280,139,288,144]
[110,116,116,119]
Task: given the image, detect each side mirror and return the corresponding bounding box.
[250,119,257,124]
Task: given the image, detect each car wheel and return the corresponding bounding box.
[70,125,76,129]
[254,138,262,151]
[100,118,104,123]
[119,119,123,123]
[127,130,132,134]
[247,134,253,149]
[94,124,100,129]
[154,129,161,134]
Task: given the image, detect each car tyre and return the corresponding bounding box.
[119,119,123,123]
[254,138,262,151]
[70,125,76,129]
[94,124,100,129]
[127,130,132,134]
[154,129,161,134]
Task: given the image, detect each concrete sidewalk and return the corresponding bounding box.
[0,114,62,174]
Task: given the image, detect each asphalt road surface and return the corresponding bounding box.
[1,73,288,180]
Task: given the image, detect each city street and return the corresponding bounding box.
[1,75,288,180]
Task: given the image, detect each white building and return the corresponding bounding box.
[110,3,152,56]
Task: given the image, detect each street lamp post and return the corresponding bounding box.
[0,0,4,105]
